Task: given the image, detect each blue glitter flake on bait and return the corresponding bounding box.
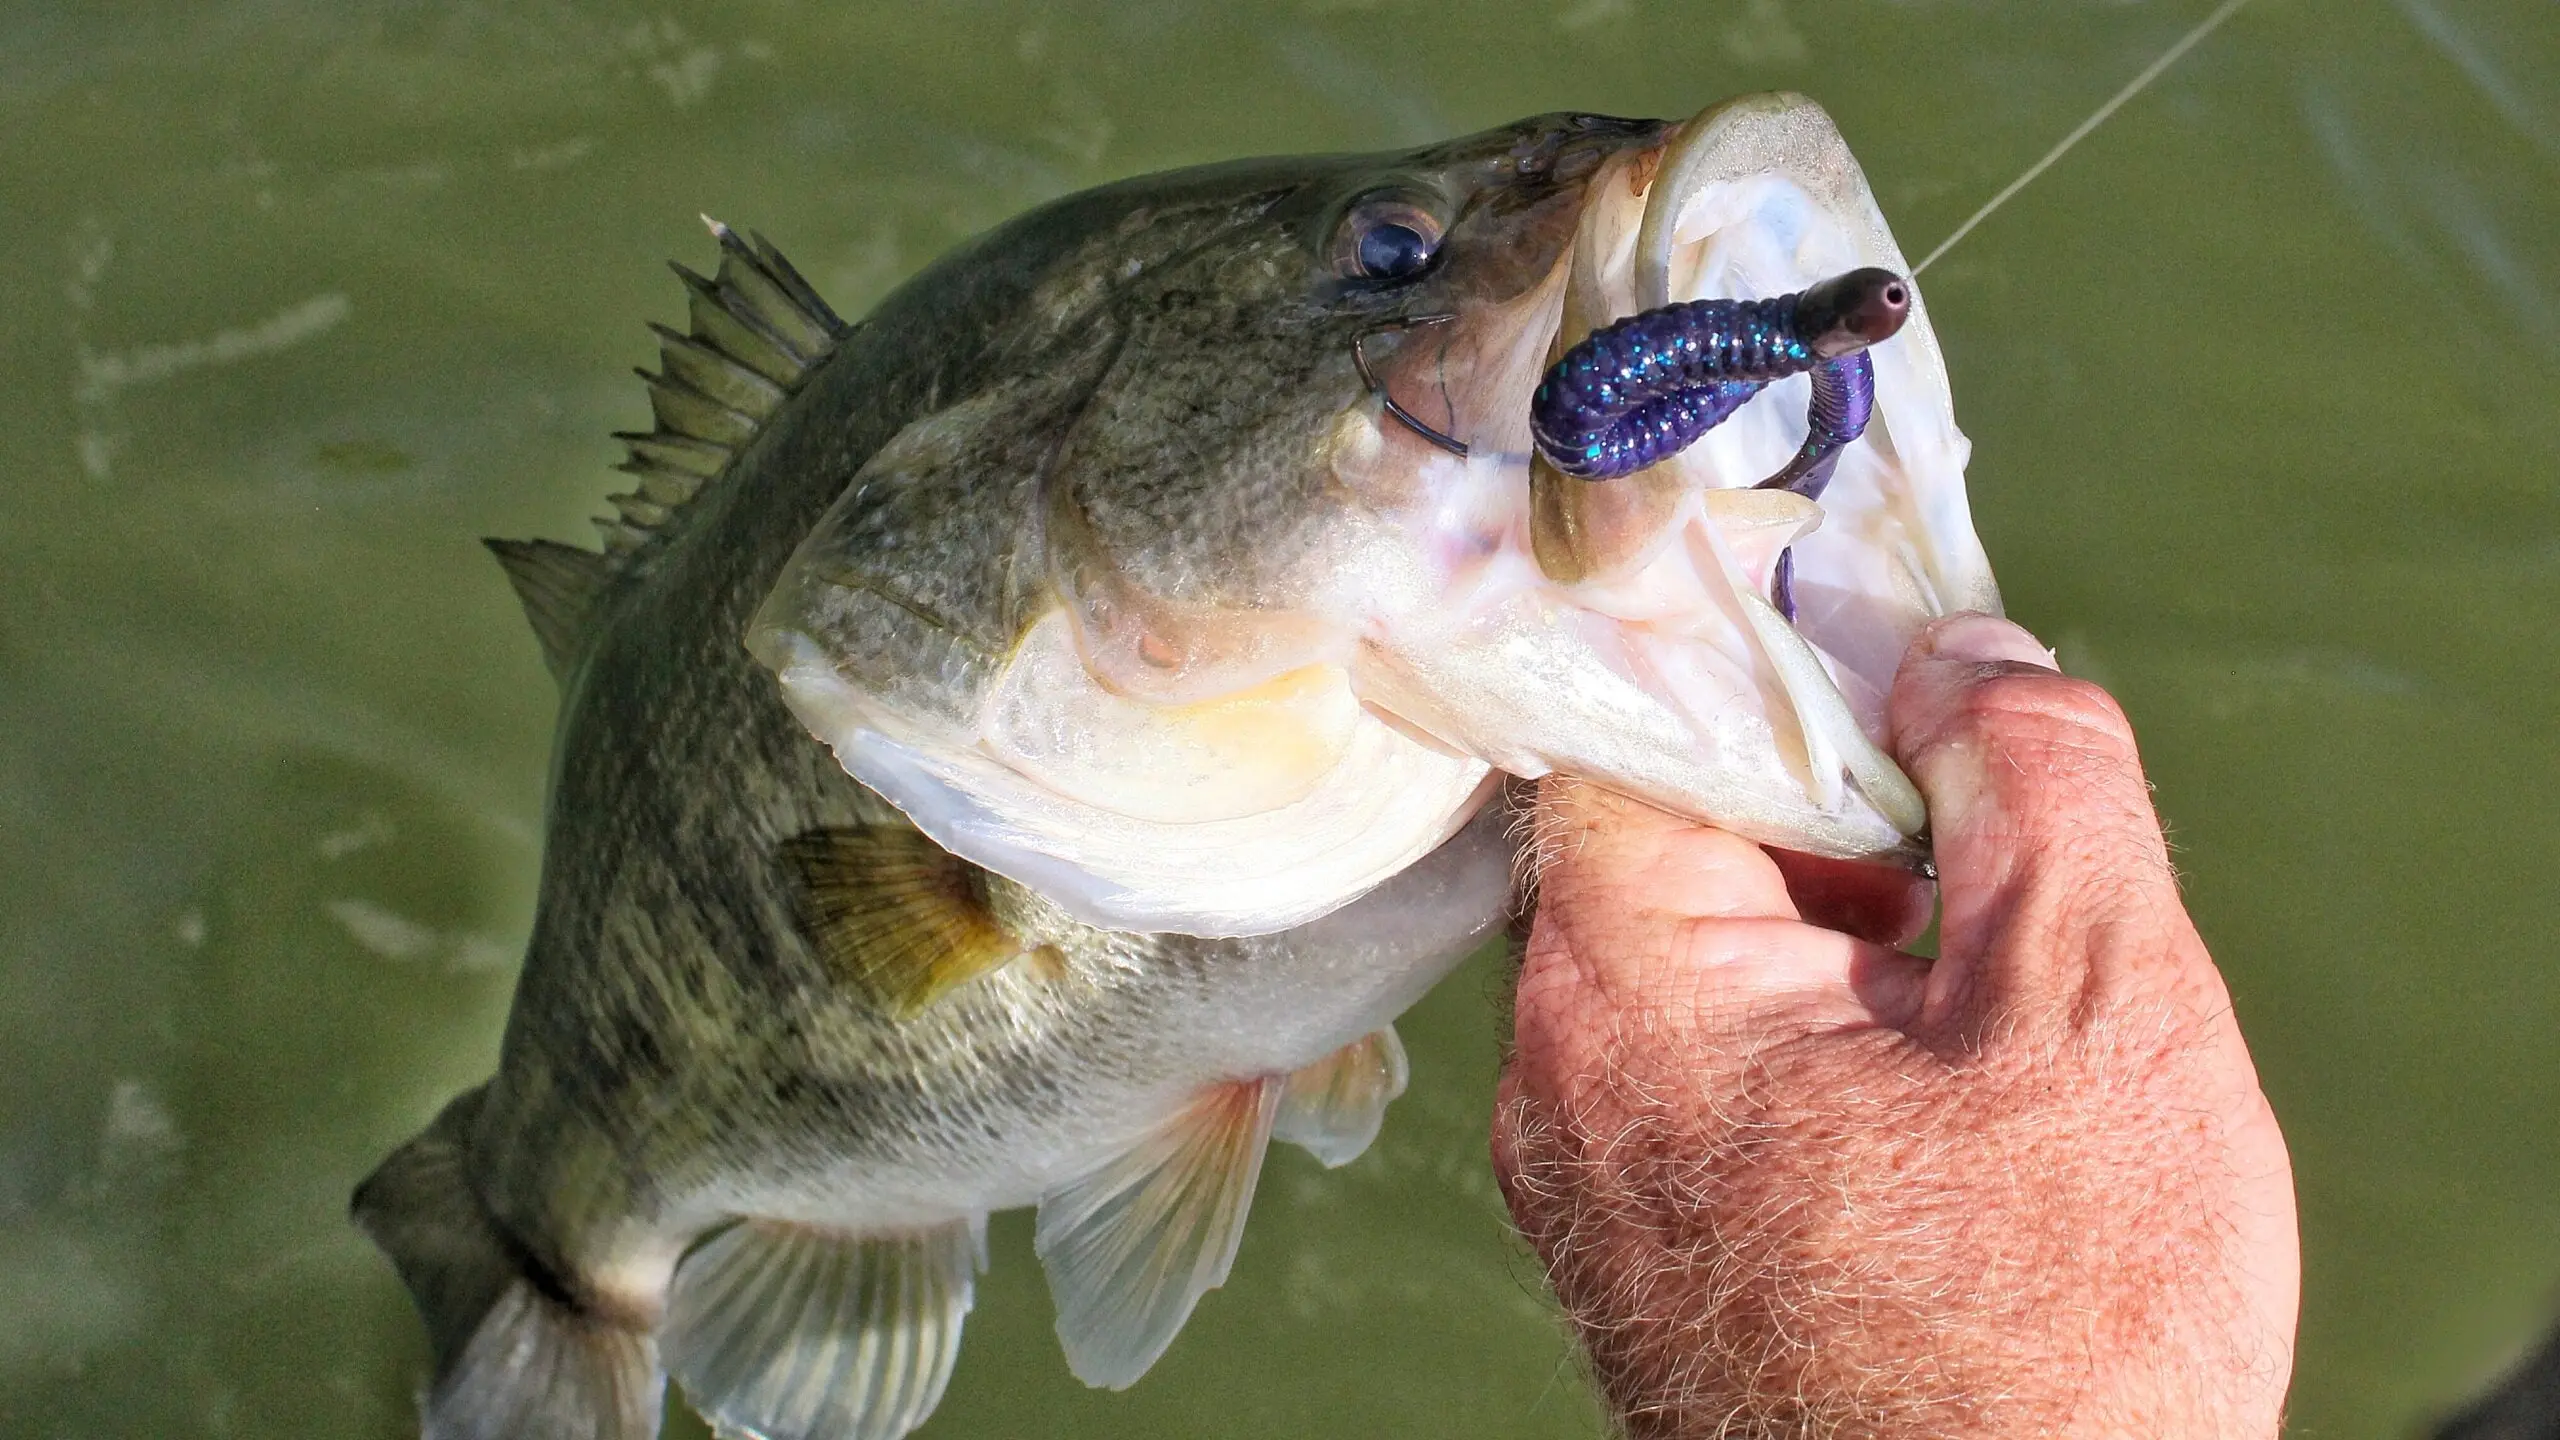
[1528,267,1912,618]
[1528,267,1910,488]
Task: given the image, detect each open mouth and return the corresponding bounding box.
[1542,94,1996,638]
[1348,94,1998,877]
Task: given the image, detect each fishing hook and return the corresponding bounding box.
[1352,313,1470,458]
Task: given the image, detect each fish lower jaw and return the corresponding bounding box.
[1347,413,1926,857]
[1357,577,1920,865]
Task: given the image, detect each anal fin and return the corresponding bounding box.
[778,825,1034,1016]
[1274,1026,1409,1169]
[1035,1078,1282,1390]
[662,1217,983,1440]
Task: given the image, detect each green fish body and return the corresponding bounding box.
[356,96,1995,1440]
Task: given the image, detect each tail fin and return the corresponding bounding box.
[353,1088,665,1440]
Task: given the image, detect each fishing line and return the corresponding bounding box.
[1912,0,2255,276]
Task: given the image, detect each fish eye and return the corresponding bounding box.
[1331,194,1445,282]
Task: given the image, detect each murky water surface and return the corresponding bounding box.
[4,1,2556,1435]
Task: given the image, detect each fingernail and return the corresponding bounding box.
[1924,613,2058,671]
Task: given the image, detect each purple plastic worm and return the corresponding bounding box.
[1528,268,1912,615]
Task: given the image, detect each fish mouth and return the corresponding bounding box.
[1346,92,1998,866]
[1531,91,1993,608]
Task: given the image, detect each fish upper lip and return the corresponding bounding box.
[1631,103,1749,313]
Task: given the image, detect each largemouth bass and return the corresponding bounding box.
[354,93,1994,1440]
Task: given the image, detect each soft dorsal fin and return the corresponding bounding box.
[484,538,613,683]
[777,825,1032,1017]
[599,218,852,555]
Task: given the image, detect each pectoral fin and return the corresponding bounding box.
[661,1217,983,1440]
[1034,1078,1282,1389]
[1274,1027,1408,1169]
[778,826,1031,1016]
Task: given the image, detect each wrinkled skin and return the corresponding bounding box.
[1494,616,2298,1438]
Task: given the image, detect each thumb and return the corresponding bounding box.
[1890,614,2190,1030]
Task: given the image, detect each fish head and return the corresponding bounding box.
[750,95,1994,937]
[1008,111,1667,698]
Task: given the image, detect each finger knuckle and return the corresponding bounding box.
[1952,670,2135,754]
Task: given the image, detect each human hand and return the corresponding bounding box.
[1492,614,2298,1438]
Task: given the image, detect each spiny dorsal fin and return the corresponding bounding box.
[778,825,1032,1017]
[601,218,852,555]
[484,538,612,684]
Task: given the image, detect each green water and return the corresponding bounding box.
[4,1,2556,1435]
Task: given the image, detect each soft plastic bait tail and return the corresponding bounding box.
[1528,267,1910,615]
